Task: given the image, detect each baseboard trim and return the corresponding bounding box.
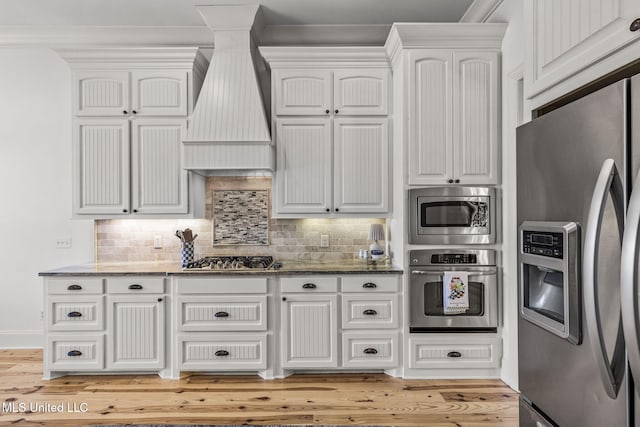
[0,330,43,349]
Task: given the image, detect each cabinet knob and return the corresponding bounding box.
[455,179,460,184]
[335,208,340,212]
[214,311,230,318]
[363,348,378,355]
[363,309,378,316]
[302,283,317,289]
[132,110,137,115]
[122,209,128,213]
[157,298,163,302]
[67,284,82,291]
[447,351,462,358]
[122,110,128,115]
[326,208,330,212]
[67,350,82,357]
[334,109,339,114]
[67,311,82,318]
[128,284,143,290]
[362,282,377,289]
[215,350,230,357]
[325,109,330,114]
[282,297,287,301]
[448,179,454,184]
[631,18,640,31]
[133,209,138,213]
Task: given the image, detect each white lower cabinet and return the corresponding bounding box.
[342,331,399,368]
[409,335,502,370]
[47,334,104,371]
[179,334,267,370]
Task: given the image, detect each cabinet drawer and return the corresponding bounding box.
[341,275,399,292]
[47,296,104,331]
[341,294,398,329]
[409,336,502,369]
[178,334,267,370]
[175,277,268,294]
[47,278,103,295]
[106,277,165,294]
[178,295,267,331]
[281,276,338,293]
[47,334,104,371]
[342,331,399,368]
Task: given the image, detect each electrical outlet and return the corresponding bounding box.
[320,234,329,247]
[153,235,162,249]
[56,238,72,249]
[40,310,44,320]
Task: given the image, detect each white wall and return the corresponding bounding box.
[489,0,525,391]
[0,48,94,348]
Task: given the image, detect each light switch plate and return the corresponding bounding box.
[320,234,329,247]
[153,235,162,248]
[56,238,72,249]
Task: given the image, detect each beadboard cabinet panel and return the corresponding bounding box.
[74,118,130,215]
[333,118,389,213]
[333,70,390,115]
[131,71,188,116]
[274,70,332,115]
[274,118,332,214]
[131,119,188,214]
[74,71,130,116]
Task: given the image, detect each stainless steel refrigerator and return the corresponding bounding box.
[516,76,640,426]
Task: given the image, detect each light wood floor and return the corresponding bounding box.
[0,350,519,427]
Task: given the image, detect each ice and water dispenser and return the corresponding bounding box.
[519,221,581,344]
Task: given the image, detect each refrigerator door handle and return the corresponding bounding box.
[584,158,626,399]
[622,171,640,394]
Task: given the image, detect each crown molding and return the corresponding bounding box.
[460,0,505,23]
[259,46,390,68]
[257,24,391,47]
[55,47,209,71]
[0,26,214,48]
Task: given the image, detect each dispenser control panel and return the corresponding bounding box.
[522,230,564,259]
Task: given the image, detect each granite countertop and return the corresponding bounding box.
[39,260,403,276]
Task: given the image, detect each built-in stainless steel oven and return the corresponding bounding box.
[409,249,498,332]
[409,187,496,244]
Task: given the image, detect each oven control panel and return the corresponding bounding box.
[430,253,477,264]
[522,230,563,259]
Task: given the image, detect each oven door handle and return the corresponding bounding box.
[411,270,496,277]
[583,158,625,399]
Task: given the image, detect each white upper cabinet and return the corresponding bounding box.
[525,0,640,106]
[274,70,332,116]
[275,118,332,214]
[333,118,389,213]
[333,70,389,115]
[131,119,188,214]
[408,50,498,186]
[74,71,130,116]
[273,69,389,116]
[131,71,188,116]
[74,118,130,215]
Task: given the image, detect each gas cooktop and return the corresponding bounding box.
[183,256,278,271]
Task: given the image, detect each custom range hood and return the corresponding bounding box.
[183,4,273,173]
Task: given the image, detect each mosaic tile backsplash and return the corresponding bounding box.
[95,176,386,263]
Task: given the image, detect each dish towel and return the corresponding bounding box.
[443,271,469,314]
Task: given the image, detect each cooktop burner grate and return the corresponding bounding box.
[184,255,275,270]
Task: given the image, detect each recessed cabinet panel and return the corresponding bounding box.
[274,70,332,115]
[178,295,267,332]
[275,118,332,214]
[409,51,452,185]
[47,334,104,371]
[74,118,130,214]
[131,71,188,116]
[179,334,267,370]
[74,71,129,116]
[333,118,389,213]
[47,296,104,331]
[333,70,389,115]
[131,119,188,214]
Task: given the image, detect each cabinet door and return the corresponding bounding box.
[131,119,188,214]
[73,71,130,116]
[333,118,389,213]
[408,50,454,185]
[74,118,130,215]
[453,51,499,185]
[281,294,338,368]
[333,70,389,115]
[131,71,188,116]
[274,118,332,214]
[274,70,332,115]
[107,295,164,370]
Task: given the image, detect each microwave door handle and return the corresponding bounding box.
[622,171,640,397]
[583,158,625,399]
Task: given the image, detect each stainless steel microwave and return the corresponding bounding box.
[409,187,497,245]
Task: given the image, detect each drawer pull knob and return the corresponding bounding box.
[362,282,377,289]
[214,311,229,318]
[67,284,82,291]
[631,18,640,31]
[363,309,378,316]
[363,348,378,355]
[302,283,317,289]
[215,350,230,357]
[67,311,82,318]
[447,351,462,358]
[128,284,143,290]
[67,350,82,357]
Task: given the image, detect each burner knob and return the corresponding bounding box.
[216,260,223,270]
[235,261,244,269]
